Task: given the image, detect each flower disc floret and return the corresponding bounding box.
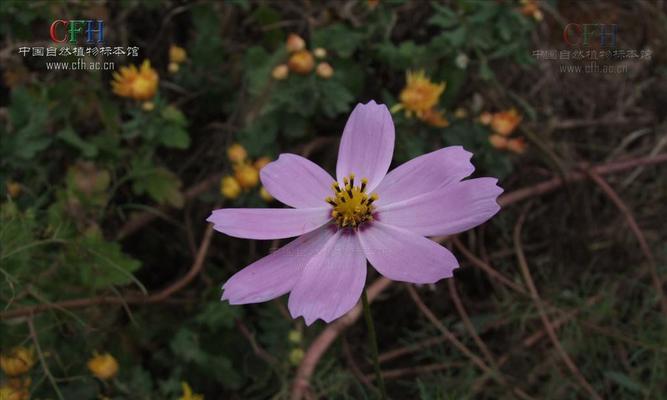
[326,174,377,228]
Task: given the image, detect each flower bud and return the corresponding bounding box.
[288,50,315,75]
[220,176,241,200]
[87,353,118,380]
[286,33,306,53]
[6,181,21,198]
[0,347,35,377]
[142,101,155,112]
[288,330,302,344]
[227,143,247,164]
[168,62,180,74]
[234,163,260,189]
[271,64,289,80]
[169,45,187,64]
[478,111,493,125]
[316,62,334,79]
[289,348,305,366]
[313,47,327,59]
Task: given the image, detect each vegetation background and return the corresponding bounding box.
[1,0,666,399]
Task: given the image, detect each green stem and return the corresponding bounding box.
[362,287,387,399]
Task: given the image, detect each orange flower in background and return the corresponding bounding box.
[398,70,446,117]
[489,134,509,150]
[111,60,159,101]
[507,137,528,154]
[490,108,522,136]
[254,156,272,171]
[420,108,449,128]
[520,0,544,21]
[288,50,315,75]
[87,353,119,380]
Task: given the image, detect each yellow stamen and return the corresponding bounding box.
[326,173,377,229]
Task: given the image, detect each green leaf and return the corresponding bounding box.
[132,167,185,208]
[58,127,98,158]
[196,302,240,330]
[312,23,364,58]
[75,234,142,289]
[604,371,646,394]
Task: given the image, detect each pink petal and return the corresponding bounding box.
[358,222,458,283]
[288,230,367,325]
[374,146,475,206]
[222,227,334,304]
[376,178,503,237]
[260,154,335,208]
[336,101,395,191]
[206,207,331,240]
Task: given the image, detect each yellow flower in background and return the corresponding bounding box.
[259,187,273,202]
[220,176,242,200]
[87,353,118,380]
[398,70,446,117]
[179,382,203,400]
[227,143,248,164]
[288,50,315,75]
[420,108,449,128]
[111,60,159,101]
[0,347,35,377]
[490,108,522,136]
[169,45,187,64]
[0,385,28,400]
[234,163,259,189]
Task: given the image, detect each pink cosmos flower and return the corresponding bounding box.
[207,101,502,325]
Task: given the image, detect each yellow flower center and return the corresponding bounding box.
[326,174,377,229]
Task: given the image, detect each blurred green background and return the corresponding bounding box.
[1,0,666,399]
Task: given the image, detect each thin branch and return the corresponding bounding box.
[407,285,534,400]
[513,209,603,400]
[585,169,667,314]
[447,279,498,368]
